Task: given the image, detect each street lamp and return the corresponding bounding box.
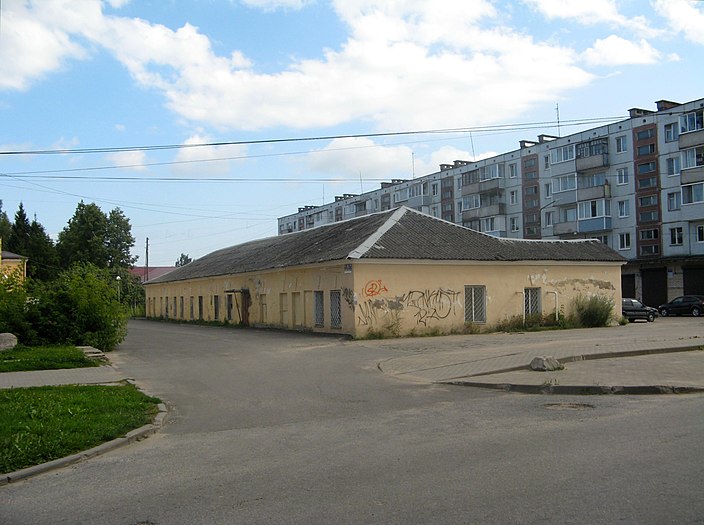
[116,275,122,302]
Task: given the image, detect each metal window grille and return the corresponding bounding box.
[189,296,194,320]
[464,286,486,323]
[227,294,233,321]
[330,290,342,329]
[525,287,542,317]
[214,295,220,320]
[314,291,324,327]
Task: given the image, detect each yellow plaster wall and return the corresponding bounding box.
[144,263,356,333]
[350,261,623,337]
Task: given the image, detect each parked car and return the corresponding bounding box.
[658,295,704,317]
[622,298,657,322]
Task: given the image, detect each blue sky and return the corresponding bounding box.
[1,0,703,266]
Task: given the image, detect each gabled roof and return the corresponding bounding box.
[1,251,25,260]
[148,207,624,284]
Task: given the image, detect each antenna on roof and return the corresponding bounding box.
[412,151,416,179]
[359,171,363,193]
[556,103,561,137]
[469,132,476,160]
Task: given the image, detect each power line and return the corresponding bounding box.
[0,117,625,156]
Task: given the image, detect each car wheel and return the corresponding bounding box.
[660,308,669,317]
[692,306,701,317]
[647,312,655,322]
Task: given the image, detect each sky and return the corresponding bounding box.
[1,0,703,266]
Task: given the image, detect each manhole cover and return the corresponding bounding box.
[543,402,595,411]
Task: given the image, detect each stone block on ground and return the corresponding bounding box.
[0,333,18,352]
[530,356,564,371]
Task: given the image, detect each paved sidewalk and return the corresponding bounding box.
[0,365,128,389]
[372,318,704,394]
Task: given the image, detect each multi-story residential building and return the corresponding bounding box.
[277,97,704,307]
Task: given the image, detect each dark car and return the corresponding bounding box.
[622,298,657,322]
[658,295,704,317]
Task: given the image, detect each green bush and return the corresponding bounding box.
[572,294,614,328]
[0,263,128,351]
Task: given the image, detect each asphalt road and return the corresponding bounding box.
[2,320,704,524]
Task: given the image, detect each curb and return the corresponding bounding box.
[1,390,167,486]
[443,380,704,395]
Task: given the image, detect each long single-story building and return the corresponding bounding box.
[144,207,625,337]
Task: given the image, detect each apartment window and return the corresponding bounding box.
[683,183,704,204]
[680,110,704,134]
[698,225,704,243]
[509,163,518,178]
[576,138,608,158]
[636,128,655,141]
[562,206,577,222]
[481,217,496,232]
[595,235,609,245]
[510,216,519,232]
[667,191,681,211]
[641,244,660,256]
[618,233,631,250]
[509,190,518,205]
[463,194,481,209]
[681,146,704,170]
[525,185,538,196]
[549,145,574,164]
[524,158,537,168]
[666,157,681,176]
[665,122,679,142]
[544,211,554,227]
[640,229,659,241]
[637,161,656,174]
[639,194,658,207]
[670,227,684,246]
[618,200,629,218]
[615,136,627,153]
[525,212,539,224]
[578,199,610,219]
[637,144,656,156]
[330,290,342,329]
[464,285,487,323]
[553,174,577,193]
[544,183,552,198]
[431,183,439,196]
[617,167,629,185]
[314,291,324,327]
[544,155,550,169]
[638,177,657,190]
[639,210,658,222]
[525,170,538,180]
[578,172,606,189]
[525,198,539,209]
[456,199,463,212]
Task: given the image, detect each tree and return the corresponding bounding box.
[106,208,137,268]
[175,253,193,267]
[8,202,31,255]
[26,218,59,281]
[0,200,12,249]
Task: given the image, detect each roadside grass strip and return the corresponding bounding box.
[0,345,99,373]
[0,384,160,474]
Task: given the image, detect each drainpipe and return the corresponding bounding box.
[547,291,559,323]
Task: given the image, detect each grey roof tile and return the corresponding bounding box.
[148,207,624,284]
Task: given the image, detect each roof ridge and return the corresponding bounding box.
[348,207,407,259]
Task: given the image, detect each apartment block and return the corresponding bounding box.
[277,97,704,306]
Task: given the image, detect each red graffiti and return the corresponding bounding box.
[364,280,388,298]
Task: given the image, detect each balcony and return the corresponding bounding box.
[578,217,612,233]
[681,166,704,185]
[461,203,506,221]
[679,129,704,149]
[576,153,609,171]
[553,221,577,235]
[577,184,611,201]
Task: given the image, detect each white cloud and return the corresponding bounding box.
[305,137,415,181]
[653,0,704,45]
[105,150,147,170]
[582,36,661,66]
[240,0,313,11]
[172,134,248,175]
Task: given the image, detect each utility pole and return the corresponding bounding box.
[145,237,149,283]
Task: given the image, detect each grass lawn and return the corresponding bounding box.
[0,345,99,373]
[0,384,161,474]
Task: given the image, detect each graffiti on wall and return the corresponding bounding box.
[355,288,461,327]
[363,279,388,297]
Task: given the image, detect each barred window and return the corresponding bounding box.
[464,286,486,323]
[314,291,324,327]
[525,287,542,317]
[330,290,342,329]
